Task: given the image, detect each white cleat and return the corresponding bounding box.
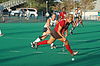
[72,51,78,56]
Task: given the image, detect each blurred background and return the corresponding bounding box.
[0,0,100,23]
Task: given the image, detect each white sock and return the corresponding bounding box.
[0,30,2,35]
[34,38,41,42]
[50,43,54,46]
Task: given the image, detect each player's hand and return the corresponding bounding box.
[62,37,66,42]
[65,34,68,37]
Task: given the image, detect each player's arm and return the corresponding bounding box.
[65,29,68,37]
[72,14,74,21]
[59,16,61,20]
[57,24,66,41]
[58,12,62,20]
[80,10,82,15]
[46,18,51,28]
[56,20,59,25]
[46,19,52,33]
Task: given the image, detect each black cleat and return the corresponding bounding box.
[70,31,73,35]
[31,42,38,49]
[51,44,57,49]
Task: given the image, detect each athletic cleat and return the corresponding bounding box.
[63,44,65,47]
[31,42,38,49]
[72,51,78,56]
[70,31,73,34]
[31,42,34,48]
[0,34,3,36]
[51,44,57,49]
[70,30,73,35]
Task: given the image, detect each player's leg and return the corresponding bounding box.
[70,27,75,34]
[70,22,76,34]
[58,38,78,56]
[79,17,84,27]
[65,29,68,37]
[41,28,51,40]
[33,32,48,43]
[31,36,56,49]
[33,27,49,43]
[0,29,3,36]
[40,31,56,49]
[32,27,56,49]
[76,18,79,27]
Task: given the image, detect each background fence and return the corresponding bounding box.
[0,11,99,23]
[82,11,98,20]
[0,11,46,23]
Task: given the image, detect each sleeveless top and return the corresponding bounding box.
[44,18,57,27]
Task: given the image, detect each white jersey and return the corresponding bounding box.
[78,10,82,16]
[74,12,79,18]
[74,10,82,18]
[44,18,57,28]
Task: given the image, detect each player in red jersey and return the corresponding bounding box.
[59,7,68,36]
[31,14,78,56]
[59,7,67,20]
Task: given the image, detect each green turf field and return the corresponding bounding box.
[0,20,100,66]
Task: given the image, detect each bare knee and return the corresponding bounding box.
[47,41,52,44]
[64,40,69,45]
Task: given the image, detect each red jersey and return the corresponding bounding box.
[54,20,66,34]
[59,12,66,19]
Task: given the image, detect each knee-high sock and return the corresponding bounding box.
[34,38,41,42]
[50,43,54,46]
[65,44,73,54]
[34,35,47,43]
[37,40,48,45]
[70,27,75,32]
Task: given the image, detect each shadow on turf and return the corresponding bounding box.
[74,30,100,35]
[51,49,100,66]
[73,46,100,56]
[77,48,100,56]
[0,46,28,52]
[72,38,100,46]
[73,46,100,51]
[85,24,100,28]
[51,54,100,66]
[0,53,43,63]
[4,30,41,36]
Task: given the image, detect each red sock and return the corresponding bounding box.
[37,40,48,45]
[65,44,73,54]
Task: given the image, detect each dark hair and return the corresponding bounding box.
[77,7,80,8]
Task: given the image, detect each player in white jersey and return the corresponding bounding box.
[74,9,80,26]
[70,7,83,34]
[70,9,79,34]
[77,7,84,27]
[31,13,58,49]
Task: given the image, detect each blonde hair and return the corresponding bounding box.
[68,14,73,18]
[64,14,73,19]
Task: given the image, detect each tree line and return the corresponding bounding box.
[0,0,97,11]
